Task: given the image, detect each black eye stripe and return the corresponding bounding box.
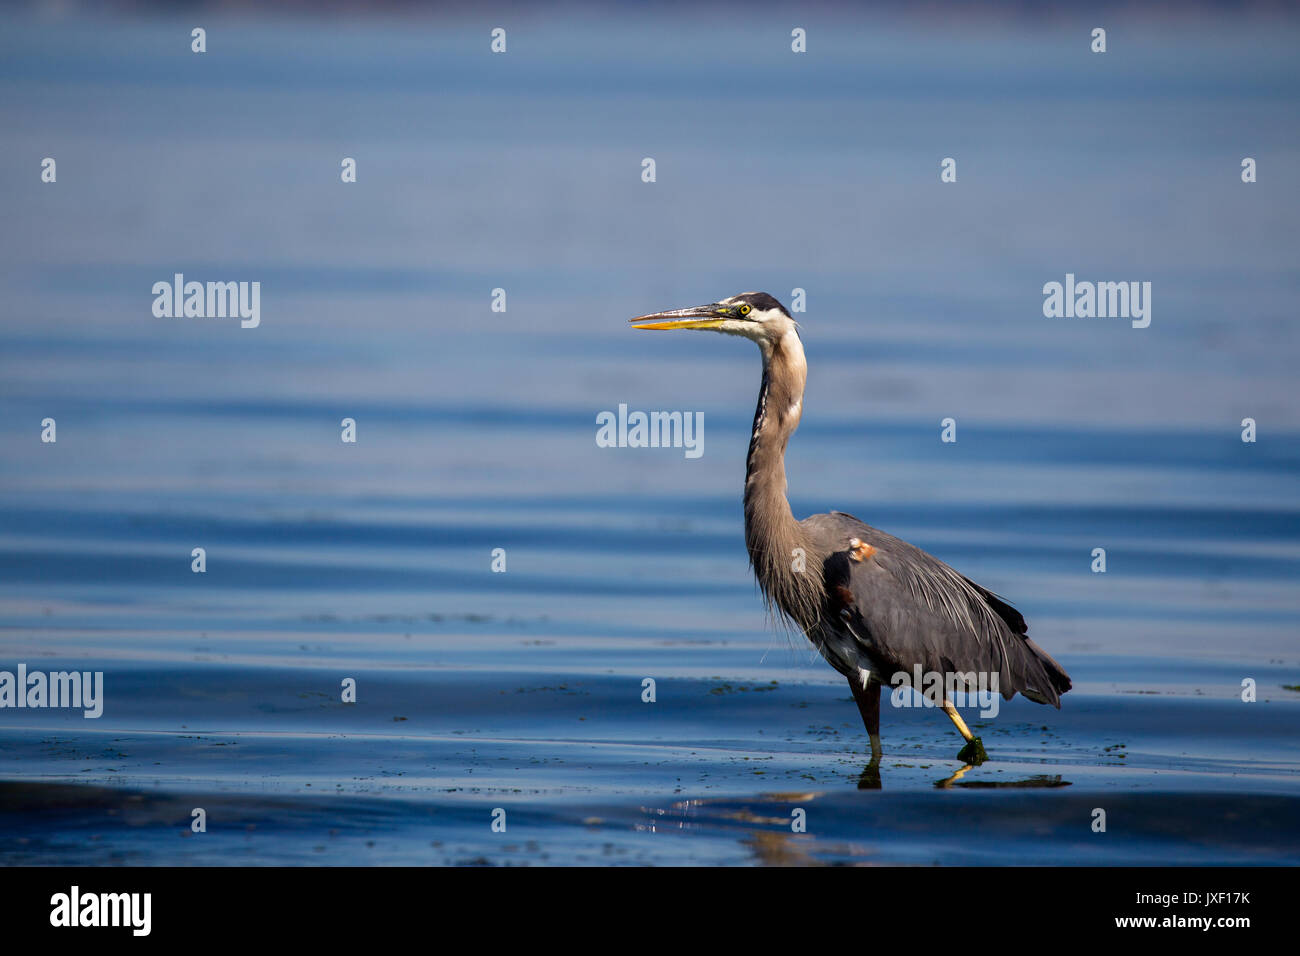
[731,292,790,317]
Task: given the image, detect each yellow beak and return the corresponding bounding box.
[628,304,729,331]
[630,317,727,331]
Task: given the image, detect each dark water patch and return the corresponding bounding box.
[3,781,1297,867]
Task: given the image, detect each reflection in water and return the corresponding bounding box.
[637,771,1300,867]
[743,830,819,867]
[857,755,882,790]
[934,769,1070,789]
[855,757,1072,790]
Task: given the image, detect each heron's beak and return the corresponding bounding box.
[629,303,730,331]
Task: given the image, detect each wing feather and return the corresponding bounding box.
[802,511,1070,707]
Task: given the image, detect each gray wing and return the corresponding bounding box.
[801,511,1072,707]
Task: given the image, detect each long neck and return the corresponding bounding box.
[743,329,822,630]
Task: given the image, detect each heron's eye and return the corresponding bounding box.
[738,304,752,316]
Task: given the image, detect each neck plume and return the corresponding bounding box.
[743,329,823,632]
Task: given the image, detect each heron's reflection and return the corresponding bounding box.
[856,754,882,789]
[855,754,1071,790]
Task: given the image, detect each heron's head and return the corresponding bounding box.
[629,292,796,345]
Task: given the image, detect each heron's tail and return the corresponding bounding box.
[1019,638,1072,707]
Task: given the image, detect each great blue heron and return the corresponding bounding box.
[630,292,1072,763]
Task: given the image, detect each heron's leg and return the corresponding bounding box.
[849,676,882,758]
[941,697,988,764]
[940,698,974,742]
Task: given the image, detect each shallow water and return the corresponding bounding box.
[0,10,1298,865]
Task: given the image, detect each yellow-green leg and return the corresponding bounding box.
[942,698,987,764]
